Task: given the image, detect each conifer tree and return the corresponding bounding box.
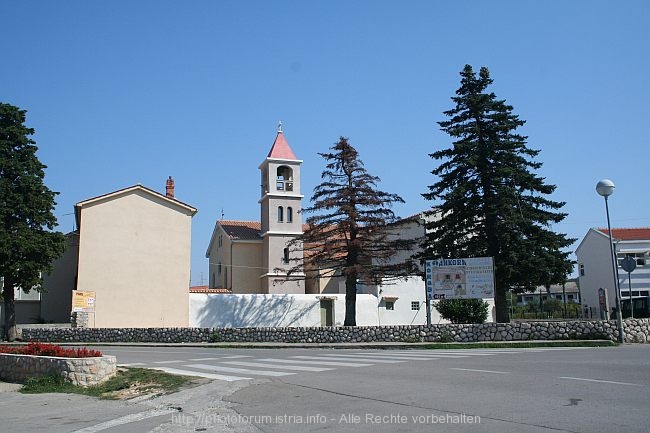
[421,65,574,323]
[288,137,416,326]
[0,103,65,340]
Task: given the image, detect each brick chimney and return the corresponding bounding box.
[165,176,175,198]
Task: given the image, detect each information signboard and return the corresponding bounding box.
[71,291,96,313]
[425,257,495,300]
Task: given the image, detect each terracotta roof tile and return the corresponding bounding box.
[597,228,650,241]
[220,220,262,241]
[189,286,232,294]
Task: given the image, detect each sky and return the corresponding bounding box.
[2,1,649,285]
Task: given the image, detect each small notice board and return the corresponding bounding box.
[71,291,96,313]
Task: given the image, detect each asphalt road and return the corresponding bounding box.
[1,345,648,433]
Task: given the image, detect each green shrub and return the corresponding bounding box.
[434,299,489,324]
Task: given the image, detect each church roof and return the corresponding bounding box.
[220,220,262,241]
[267,131,298,160]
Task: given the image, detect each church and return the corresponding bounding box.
[197,127,494,327]
[205,126,312,295]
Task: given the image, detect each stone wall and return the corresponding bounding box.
[21,319,650,344]
[0,354,117,386]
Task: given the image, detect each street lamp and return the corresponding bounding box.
[596,179,625,343]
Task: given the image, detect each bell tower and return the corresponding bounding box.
[259,123,305,293]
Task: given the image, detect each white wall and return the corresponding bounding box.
[190,278,495,328]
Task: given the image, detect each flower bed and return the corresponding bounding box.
[0,342,116,386]
[0,342,102,358]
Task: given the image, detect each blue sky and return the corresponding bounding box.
[2,1,648,285]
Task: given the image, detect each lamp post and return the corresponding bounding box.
[596,179,625,343]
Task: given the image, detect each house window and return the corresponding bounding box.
[287,207,293,223]
[411,301,420,311]
[556,295,562,300]
[579,263,585,276]
[385,301,395,310]
[278,206,284,222]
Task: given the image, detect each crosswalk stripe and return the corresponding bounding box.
[223,361,334,372]
[259,358,373,367]
[153,367,250,382]
[328,353,436,361]
[361,351,452,357]
[186,363,295,377]
[152,360,183,364]
[221,355,253,359]
[392,350,516,356]
[118,362,146,367]
[188,357,221,361]
[388,350,500,356]
[295,355,404,364]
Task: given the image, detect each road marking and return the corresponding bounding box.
[118,362,145,367]
[259,358,373,367]
[223,361,333,372]
[450,368,510,374]
[69,408,180,433]
[315,355,405,363]
[366,352,470,359]
[152,360,183,364]
[187,363,295,377]
[559,376,642,386]
[340,353,438,361]
[154,366,249,381]
[221,355,253,359]
[188,357,221,361]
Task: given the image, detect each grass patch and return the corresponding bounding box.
[416,340,618,350]
[19,367,196,399]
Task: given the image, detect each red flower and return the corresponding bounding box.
[0,342,102,358]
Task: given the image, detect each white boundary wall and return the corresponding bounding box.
[190,278,495,328]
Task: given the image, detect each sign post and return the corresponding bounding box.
[71,291,96,328]
[619,256,637,318]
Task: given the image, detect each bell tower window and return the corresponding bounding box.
[283,247,290,264]
[278,206,284,222]
[276,166,294,191]
[287,207,293,223]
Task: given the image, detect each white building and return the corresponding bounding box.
[576,228,650,319]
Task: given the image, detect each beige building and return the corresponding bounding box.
[72,179,197,327]
[206,129,306,294]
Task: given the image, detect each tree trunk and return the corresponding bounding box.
[343,273,357,326]
[2,277,17,341]
[494,286,510,323]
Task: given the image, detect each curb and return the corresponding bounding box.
[1,340,617,349]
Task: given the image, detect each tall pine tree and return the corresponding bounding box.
[421,65,574,323]
[0,103,65,341]
[288,137,416,326]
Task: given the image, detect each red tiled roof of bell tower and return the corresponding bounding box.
[267,131,297,160]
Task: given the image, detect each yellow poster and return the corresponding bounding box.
[71,291,96,313]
